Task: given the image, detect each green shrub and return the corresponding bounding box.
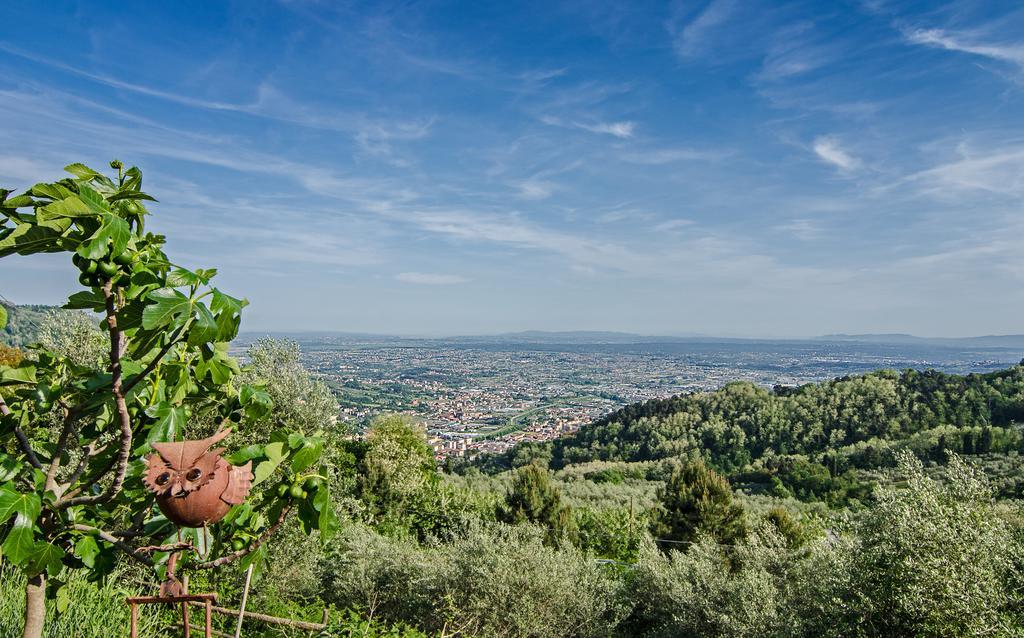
[851,451,1022,637]
[322,522,627,638]
[327,610,434,637]
[626,531,789,638]
[574,506,648,563]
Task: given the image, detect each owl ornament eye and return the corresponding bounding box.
[141,428,254,527]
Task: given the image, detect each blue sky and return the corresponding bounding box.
[1,1,1023,337]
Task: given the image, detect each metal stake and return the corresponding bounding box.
[233,564,254,638]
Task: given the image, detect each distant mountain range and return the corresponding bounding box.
[237,328,1024,349]
[472,331,1024,349]
[817,333,1024,348]
[4,298,1024,351]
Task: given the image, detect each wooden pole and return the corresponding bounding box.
[188,601,328,632]
[233,564,254,638]
[205,601,213,638]
[129,603,138,638]
[183,571,192,638]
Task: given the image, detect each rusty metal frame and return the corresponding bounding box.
[126,593,217,638]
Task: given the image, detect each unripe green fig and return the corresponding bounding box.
[289,484,306,499]
[97,261,118,278]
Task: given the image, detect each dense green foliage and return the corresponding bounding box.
[0,163,337,637]
[319,451,1024,638]
[5,323,1024,635]
[323,522,629,638]
[557,367,1024,467]
[467,365,1024,504]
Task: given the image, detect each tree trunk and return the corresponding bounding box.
[22,573,46,638]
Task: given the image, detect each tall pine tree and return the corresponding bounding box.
[498,462,574,544]
[652,459,747,547]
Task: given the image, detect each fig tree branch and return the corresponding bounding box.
[186,505,292,571]
[72,524,155,567]
[61,439,111,494]
[121,323,188,396]
[0,392,44,470]
[57,446,117,505]
[45,410,80,494]
[60,282,133,508]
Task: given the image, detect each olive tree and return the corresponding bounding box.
[852,451,1020,637]
[36,310,106,368]
[0,162,338,638]
[236,337,339,445]
[235,337,344,602]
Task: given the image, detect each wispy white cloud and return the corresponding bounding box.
[516,180,556,200]
[0,86,629,278]
[904,143,1024,198]
[0,43,252,112]
[0,42,413,144]
[668,0,737,59]
[579,120,635,138]
[539,81,634,110]
[903,27,1024,68]
[0,87,411,207]
[620,147,728,164]
[777,218,822,241]
[354,117,435,165]
[363,201,650,274]
[0,156,61,184]
[516,68,568,85]
[654,219,694,232]
[812,136,861,171]
[756,28,834,82]
[396,272,470,285]
[541,115,635,138]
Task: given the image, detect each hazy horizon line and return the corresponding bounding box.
[235,328,1024,342]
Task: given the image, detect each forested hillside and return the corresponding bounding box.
[0,302,60,346]
[467,365,1024,503]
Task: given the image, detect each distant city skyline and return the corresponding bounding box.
[1,1,1023,337]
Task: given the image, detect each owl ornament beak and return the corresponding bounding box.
[142,428,254,528]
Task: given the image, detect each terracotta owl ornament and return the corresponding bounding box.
[143,428,253,528]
